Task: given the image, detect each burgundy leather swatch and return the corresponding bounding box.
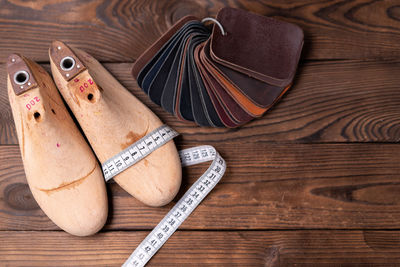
[210,7,303,87]
[194,43,237,127]
[199,43,254,124]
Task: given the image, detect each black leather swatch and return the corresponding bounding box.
[160,23,209,115]
[178,33,210,122]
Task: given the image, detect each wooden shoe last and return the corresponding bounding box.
[49,41,182,207]
[7,54,108,236]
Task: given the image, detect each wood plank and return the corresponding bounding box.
[1,142,400,231]
[2,59,400,144]
[0,0,400,62]
[1,230,400,266]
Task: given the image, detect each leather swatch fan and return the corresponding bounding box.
[132,7,304,128]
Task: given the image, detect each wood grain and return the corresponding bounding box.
[2,59,400,145]
[1,1,400,264]
[1,230,400,266]
[0,0,400,62]
[2,142,400,231]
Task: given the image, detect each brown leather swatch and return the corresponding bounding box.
[210,7,303,87]
[204,40,288,108]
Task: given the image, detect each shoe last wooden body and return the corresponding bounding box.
[7,54,108,236]
[49,41,182,207]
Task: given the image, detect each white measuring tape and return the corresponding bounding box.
[101,125,226,267]
[102,125,179,181]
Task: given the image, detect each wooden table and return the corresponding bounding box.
[1,0,400,266]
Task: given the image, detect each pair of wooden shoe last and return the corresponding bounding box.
[7,41,181,236]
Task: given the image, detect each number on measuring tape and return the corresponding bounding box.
[102,125,178,181]
[100,126,226,267]
[121,145,225,267]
